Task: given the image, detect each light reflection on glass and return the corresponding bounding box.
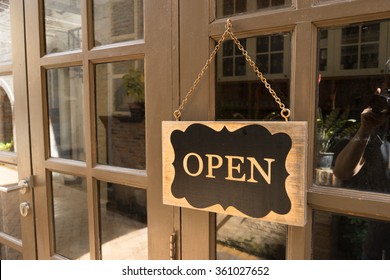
[47,67,85,161]
[95,60,145,169]
[93,0,144,46]
[216,0,292,18]
[44,0,82,53]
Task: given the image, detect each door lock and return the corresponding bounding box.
[18,179,29,194]
[19,202,31,217]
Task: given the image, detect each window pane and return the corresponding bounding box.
[47,67,85,161]
[0,164,21,240]
[314,0,356,4]
[96,60,145,170]
[216,0,292,18]
[340,46,358,69]
[216,33,290,120]
[361,23,380,43]
[0,75,14,152]
[93,0,144,46]
[0,0,12,64]
[315,19,390,194]
[217,215,287,260]
[98,181,147,260]
[51,172,89,259]
[341,26,359,44]
[0,244,22,260]
[44,0,82,54]
[313,210,390,260]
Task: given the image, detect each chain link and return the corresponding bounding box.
[174,19,290,121]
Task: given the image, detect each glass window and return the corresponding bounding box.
[217,215,287,259]
[47,67,85,161]
[215,33,291,259]
[0,164,21,240]
[0,0,12,64]
[44,0,82,54]
[313,0,357,5]
[51,172,89,259]
[340,23,380,70]
[98,181,147,260]
[95,60,145,170]
[216,33,291,120]
[93,0,144,47]
[0,244,22,260]
[0,75,14,153]
[216,0,292,18]
[313,210,390,260]
[315,19,390,194]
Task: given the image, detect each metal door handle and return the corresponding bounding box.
[19,202,31,217]
[0,179,30,194]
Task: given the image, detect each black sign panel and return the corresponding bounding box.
[170,123,291,218]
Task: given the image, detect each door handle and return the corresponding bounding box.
[0,179,30,194]
[19,202,31,217]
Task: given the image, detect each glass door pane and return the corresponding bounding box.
[47,67,85,161]
[315,19,390,193]
[0,0,12,64]
[93,0,144,46]
[98,181,147,260]
[44,0,82,53]
[215,32,291,260]
[95,59,145,169]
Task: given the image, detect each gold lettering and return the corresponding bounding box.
[247,157,275,184]
[205,154,223,178]
[225,156,246,182]
[183,153,203,177]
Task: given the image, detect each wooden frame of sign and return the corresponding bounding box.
[162,121,308,226]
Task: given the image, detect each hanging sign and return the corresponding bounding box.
[162,121,308,226]
[162,19,307,226]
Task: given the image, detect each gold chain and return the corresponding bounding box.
[174,19,291,122]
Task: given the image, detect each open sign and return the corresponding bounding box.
[162,121,308,226]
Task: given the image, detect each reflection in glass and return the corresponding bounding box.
[0,75,14,152]
[93,0,144,46]
[216,0,292,18]
[99,181,147,260]
[216,33,290,120]
[314,0,355,5]
[313,210,390,259]
[217,215,286,259]
[96,60,145,169]
[0,164,21,240]
[315,19,390,194]
[0,0,12,63]
[51,172,89,259]
[0,244,22,260]
[44,0,82,53]
[47,67,85,161]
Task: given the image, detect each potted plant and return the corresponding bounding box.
[122,68,145,121]
[316,108,359,169]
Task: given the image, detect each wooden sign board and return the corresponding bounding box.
[162,121,308,226]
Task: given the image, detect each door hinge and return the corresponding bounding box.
[169,232,177,260]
